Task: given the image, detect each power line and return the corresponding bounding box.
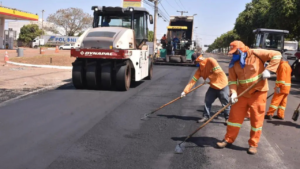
[174,0,181,8]
[178,0,186,10]
[163,0,177,10]
[159,3,170,17]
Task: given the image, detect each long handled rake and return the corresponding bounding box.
[174,78,263,154]
[141,82,206,120]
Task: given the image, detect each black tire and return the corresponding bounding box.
[166,56,170,62]
[72,60,86,89]
[180,56,187,63]
[293,61,300,81]
[59,47,63,50]
[101,64,112,90]
[116,62,131,91]
[86,62,100,89]
[146,62,153,80]
[170,56,181,63]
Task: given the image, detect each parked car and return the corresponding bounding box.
[59,44,74,50]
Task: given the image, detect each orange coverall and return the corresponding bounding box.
[225,49,281,147]
[267,60,292,119]
[183,57,228,92]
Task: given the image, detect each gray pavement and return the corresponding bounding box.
[0,54,299,169]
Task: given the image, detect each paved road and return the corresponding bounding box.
[0,54,299,169]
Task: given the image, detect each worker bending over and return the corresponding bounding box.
[265,56,292,120]
[181,54,230,124]
[217,41,281,155]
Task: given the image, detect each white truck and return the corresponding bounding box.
[70,6,154,91]
[283,41,298,59]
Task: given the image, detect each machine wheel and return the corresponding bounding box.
[180,56,187,63]
[293,61,300,81]
[86,62,100,89]
[166,56,170,62]
[146,62,153,80]
[101,64,112,90]
[170,56,181,63]
[72,60,86,89]
[116,62,131,91]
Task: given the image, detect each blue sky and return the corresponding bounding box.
[4,0,251,49]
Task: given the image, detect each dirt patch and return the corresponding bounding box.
[0,88,42,103]
[10,55,75,66]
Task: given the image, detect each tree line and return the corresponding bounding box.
[207,0,300,52]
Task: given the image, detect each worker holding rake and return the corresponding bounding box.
[265,55,292,120]
[217,41,281,155]
[181,54,230,124]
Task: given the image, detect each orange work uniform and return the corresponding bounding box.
[267,60,292,118]
[183,57,228,92]
[225,49,281,147]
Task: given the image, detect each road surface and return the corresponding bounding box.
[0,53,299,169]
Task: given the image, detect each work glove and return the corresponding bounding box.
[262,69,271,80]
[181,92,186,98]
[275,87,280,94]
[230,93,238,104]
[204,78,210,84]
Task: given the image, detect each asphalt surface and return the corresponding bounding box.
[0,53,299,169]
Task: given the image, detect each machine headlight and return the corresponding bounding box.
[129,7,134,12]
[94,7,98,11]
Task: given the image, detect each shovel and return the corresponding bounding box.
[175,78,263,154]
[292,103,300,121]
[141,82,206,120]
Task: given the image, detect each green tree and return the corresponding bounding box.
[207,30,240,52]
[18,24,44,44]
[47,8,93,36]
[148,31,154,42]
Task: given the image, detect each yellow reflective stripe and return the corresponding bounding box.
[228,81,237,85]
[227,121,242,128]
[212,66,221,72]
[270,105,278,109]
[276,81,291,86]
[192,76,198,82]
[251,126,262,132]
[278,106,286,110]
[239,74,262,84]
[271,55,281,60]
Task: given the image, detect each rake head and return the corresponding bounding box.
[292,109,299,121]
[174,143,185,154]
[140,113,150,120]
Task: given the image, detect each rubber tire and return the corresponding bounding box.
[166,56,170,62]
[72,61,86,89]
[59,47,63,50]
[146,62,153,80]
[101,64,112,90]
[170,56,181,63]
[181,56,187,63]
[86,63,100,89]
[293,61,300,81]
[116,63,131,91]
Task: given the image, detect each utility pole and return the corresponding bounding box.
[42,10,45,30]
[149,0,158,55]
[177,10,188,16]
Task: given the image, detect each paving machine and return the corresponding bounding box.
[154,16,197,66]
[70,6,154,91]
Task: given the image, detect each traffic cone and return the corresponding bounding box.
[4,51,9,63]
[55,46,59,53]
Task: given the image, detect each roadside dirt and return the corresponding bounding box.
[0,48,72,103]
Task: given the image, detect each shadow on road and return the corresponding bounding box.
[171,136,247,151]
[266,120,300,129]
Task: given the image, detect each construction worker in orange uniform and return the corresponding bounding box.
[181,54,230,124]
[216,41,281,155]
[265,56,292,120]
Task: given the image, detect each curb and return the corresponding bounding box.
[6,61,72,70]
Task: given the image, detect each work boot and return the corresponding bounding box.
[273,115,284,120]
[216,140,231,148]
[265,115,273,120]
[248,146,257,155]
[198,116,209,123]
